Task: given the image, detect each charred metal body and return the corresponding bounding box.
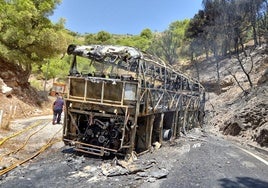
[63,44,205,156]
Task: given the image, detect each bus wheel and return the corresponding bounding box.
[163,129,172,141]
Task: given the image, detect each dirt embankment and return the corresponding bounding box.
[0,78,52,130]
[194,45,268,149]
[206,85,268,147]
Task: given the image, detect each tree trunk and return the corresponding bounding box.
[239,36,247,57]
[215,57,221,94]
[252,21,259,47]
[0,59,41,106]
[191,52,200,81]
[236,53,253,88]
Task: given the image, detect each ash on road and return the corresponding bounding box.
[1,120,268,188]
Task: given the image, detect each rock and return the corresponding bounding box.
[137,172,149,177]
[255,124,268,147]
[222,119,243,136]
[0,78,12,95]
[220,75,234,87]
[257,68,268,85]
[150,168,169,179]
[152,142,161,150]
[1,85,12,95]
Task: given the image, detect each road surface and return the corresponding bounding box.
[0,118,267,188]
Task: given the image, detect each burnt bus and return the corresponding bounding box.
[63,44,205,156]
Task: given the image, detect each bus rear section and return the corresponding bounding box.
[62,44,205,157]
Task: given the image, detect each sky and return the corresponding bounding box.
[49,0,203,35]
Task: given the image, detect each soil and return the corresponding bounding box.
[0,92,53,130]
[198,45,268,150]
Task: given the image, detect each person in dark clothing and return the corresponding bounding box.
[52,94,64,124]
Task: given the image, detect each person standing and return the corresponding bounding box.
[52,93,64,124]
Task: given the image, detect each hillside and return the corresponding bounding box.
[188,44,268,149]
[0,45,267,150]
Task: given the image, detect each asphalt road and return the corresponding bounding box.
[0,127,267,188]
[143,134,268,188]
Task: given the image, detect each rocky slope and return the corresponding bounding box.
[194,44,268,149]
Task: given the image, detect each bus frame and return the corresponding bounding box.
[63,44,205,157]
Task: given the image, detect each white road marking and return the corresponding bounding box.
[237,146,268,166]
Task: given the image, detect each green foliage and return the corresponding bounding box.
[30,79,43,90]
[116,35,151,51]
[40,56,70,80]
[140,28,153,39]
[84,34,98,44]
[0,0,73,83]
[84,29,153,51]
[169,20,189,37]
[1,0,266,89]
[148,20,190,65]
[96,31,112,43]
[85,31,117,45]
[76,56,96,74]
[186,0,267,58]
